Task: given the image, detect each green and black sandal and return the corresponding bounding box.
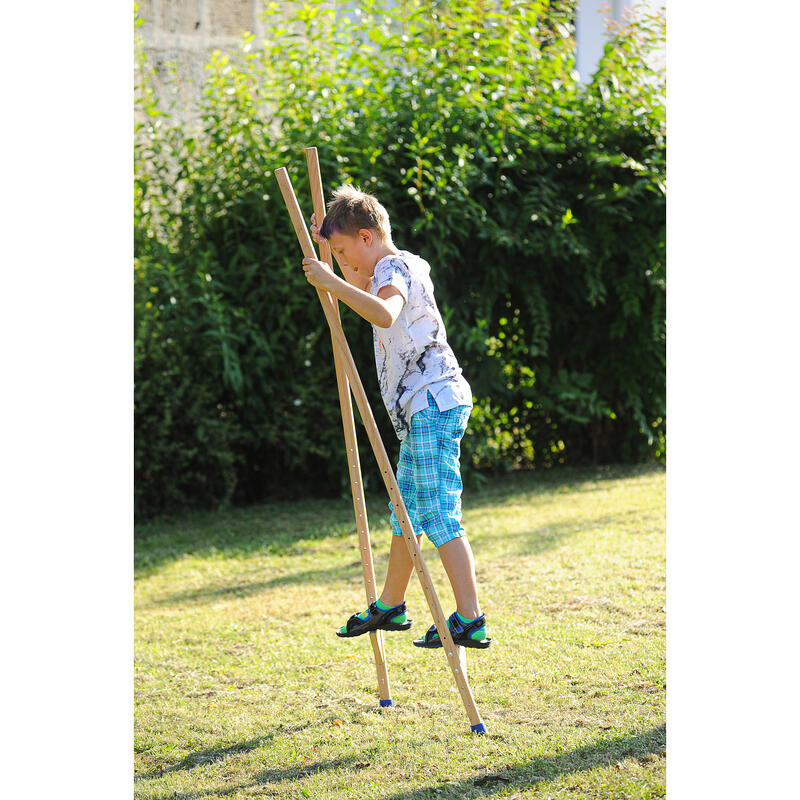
[413,611,492,649]
[336,600,412,638]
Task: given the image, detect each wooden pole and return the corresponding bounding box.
[273,164,486,734]
[304,146,392,708]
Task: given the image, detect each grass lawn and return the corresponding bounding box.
[134,464,665,799]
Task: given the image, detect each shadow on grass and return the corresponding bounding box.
[135,724,664,799]
[140,502,651,608]
[135,465,664,579]
[140,742,377,800]
[137,721,373,789]
[502,506,662,558]
[134,495,393,580]
[144,562,362,606]
[139,497,664,609]
[136,723,310,781]
[385,723,666,800]
[141,759,361,799]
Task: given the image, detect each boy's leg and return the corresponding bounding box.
[416,402,488,641]
[437,536,480,620]
[337,433,421,637]
[383,431,424,606]
[380,532,423,607]
[398,398,490,649]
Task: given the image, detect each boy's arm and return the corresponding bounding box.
[335,258,372,293]
[302,258,404,328]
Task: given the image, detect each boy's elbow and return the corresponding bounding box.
[375,310,394,329]
[374,296,403,328]
[381,304,404,328]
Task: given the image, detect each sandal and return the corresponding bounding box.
[413,611,492,649]
[336,601,413,638]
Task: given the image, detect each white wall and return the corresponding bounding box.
[575,0,666,83]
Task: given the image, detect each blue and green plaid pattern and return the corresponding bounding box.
[389,392,471,548]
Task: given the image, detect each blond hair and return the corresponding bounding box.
[319,184,392,242]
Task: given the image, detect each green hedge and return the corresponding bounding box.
[134,0,665,519]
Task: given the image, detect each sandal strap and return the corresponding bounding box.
[371,601,406,618]
[448,611,486,638]
[346,602,406,632]
[424,623,440,643]
[419,612,487,644]
[345,612,368,632]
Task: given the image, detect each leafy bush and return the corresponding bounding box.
[134,0,665,518]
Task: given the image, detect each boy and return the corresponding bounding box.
[302,184,490,650]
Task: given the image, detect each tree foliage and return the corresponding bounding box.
[134,0,665,518]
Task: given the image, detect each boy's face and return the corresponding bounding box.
[328,229,377,274]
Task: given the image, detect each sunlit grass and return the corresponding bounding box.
[135,465,665,799]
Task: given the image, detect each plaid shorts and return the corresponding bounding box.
[389,392,471,548]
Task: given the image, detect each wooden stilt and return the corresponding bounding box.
[304,147,392,708]
[274,163,486,734]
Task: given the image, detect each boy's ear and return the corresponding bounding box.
[358,228,373,246]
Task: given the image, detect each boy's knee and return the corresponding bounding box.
[428,524,464,549]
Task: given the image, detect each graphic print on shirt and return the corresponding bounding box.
[370,252,472,439]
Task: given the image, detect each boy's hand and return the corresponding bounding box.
[302,257,335,290]
[310,213,324,244]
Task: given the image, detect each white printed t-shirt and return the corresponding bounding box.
[369,250,472,440]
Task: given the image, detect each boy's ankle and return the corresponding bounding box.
[377,596,404,609]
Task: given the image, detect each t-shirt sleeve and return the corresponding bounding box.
[372,257,411,302]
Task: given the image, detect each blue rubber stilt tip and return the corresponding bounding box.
[379,698,394,707]
[471,722,487,735]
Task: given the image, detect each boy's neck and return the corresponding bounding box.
[366,240,401,277]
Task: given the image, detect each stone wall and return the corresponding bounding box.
[136,0,273,115]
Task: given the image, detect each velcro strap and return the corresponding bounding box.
[451,612,486,636]
[449,613,464,635]
[347,611,371,630]
[462,613,486,634]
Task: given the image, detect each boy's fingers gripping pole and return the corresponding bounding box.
[274,164,486,735]
[304,146,392,708]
